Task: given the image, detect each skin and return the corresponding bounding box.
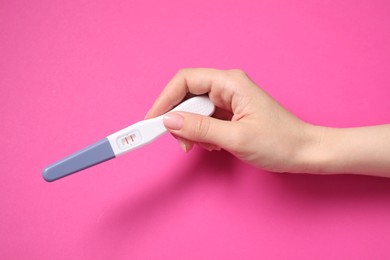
[145,68,390,177]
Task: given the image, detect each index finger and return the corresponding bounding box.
[145,68,233,119]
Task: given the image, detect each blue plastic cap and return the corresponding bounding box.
[42,138,115,182]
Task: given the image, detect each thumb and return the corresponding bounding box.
[163,112,235,149]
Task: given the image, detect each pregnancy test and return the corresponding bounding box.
[42,96,215,182]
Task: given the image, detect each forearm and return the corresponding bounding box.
[302,124,390,177]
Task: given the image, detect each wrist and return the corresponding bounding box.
[292,123,329,174]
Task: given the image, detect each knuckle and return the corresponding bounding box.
[177,68,190,76]
[191,116,211,140]
[228,69,247,77]
[225,69,250,88]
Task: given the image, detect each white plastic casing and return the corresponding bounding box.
[107,96,215,156]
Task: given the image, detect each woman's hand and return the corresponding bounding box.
[146,68,390,177]
[145,68,315,173]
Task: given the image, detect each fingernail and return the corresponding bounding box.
[177,139,188,152]
[203,144,220,152]
[144,111,151,120]
[163,113,183,130]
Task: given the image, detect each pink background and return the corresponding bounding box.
[1,0,390,259]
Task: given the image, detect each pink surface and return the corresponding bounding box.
[1,0,390,259]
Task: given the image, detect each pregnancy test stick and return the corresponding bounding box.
[42,96,215,182]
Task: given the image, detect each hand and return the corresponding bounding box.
[146,68,390,177]
[145,68,314,173]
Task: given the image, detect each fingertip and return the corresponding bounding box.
[144,104,162,119]
[198,143,221,152]
[144,110,152,120]
[144,95,174,120]
[163,112,184,130]
[177,138,194,152]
